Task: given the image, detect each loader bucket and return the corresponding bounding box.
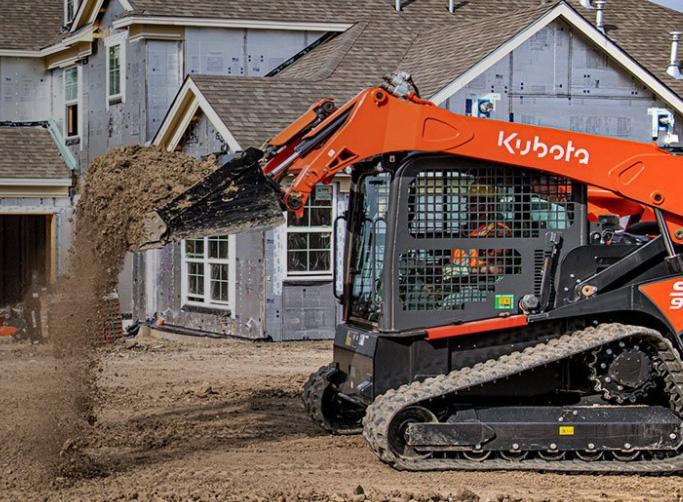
[137,147,284,250]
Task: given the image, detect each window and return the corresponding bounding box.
[181,235,236,311]
[286,184,335,279]
[105,32,127,106]
[349,173,391,323]
[108,45,121,99]
[65,0,79,23]
[64,66,79,138]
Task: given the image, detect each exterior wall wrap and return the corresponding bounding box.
[0,57,52,122]
[442,20,683,142]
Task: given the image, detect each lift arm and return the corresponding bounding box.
[139,74,683,250]
[262,77,683,244]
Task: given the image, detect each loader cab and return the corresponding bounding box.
[343,154,587,333]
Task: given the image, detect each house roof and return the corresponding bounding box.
[189,76,360,147]
[0,124,72,181]
[156,0,683,151]
[0,1,65,51]
[125,0,360,22]
[276,0,683,97]
[399,4,559,97]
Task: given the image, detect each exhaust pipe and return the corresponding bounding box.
[668,32,683,80]
[595,0,606,33]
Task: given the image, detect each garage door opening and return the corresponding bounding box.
[0,214,54,307]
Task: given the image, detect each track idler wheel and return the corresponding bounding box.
[302,364,364,435]
[387,406,438,459]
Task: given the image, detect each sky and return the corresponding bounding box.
[648,0,683,12]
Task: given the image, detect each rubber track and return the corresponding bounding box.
[363,323,683,473]
[302,364,362,435]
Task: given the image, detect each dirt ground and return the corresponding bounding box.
[2,334,683,502]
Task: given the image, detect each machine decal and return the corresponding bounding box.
[559,426,575,436]
[639,276,683,333]
[494,294,515,310]
[344,330,368,348]
[497,132,590,165]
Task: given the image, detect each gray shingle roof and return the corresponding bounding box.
[399,4,559,97]
[185,0,683,149]
[0,1,64,51]
[192,76,360,147]
[0,124,71,180]
[277,0,683,96]
[127,0,361,22]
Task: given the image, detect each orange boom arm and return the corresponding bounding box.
[262,82,683,243]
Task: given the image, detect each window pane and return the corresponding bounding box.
[65,67,78,102]
[210,264,229,302]
[287,251,308,272]
[309,207,332,226]
[308,232,330,250]
[309,250,330,272]
[187,262,204,296]
[66,0,75,21]
[66,104,78,137]
[208,236,229,259]
[287,232,308,251]
[108,45,121,97]
[185,239,204,258]
[288,210,309,227]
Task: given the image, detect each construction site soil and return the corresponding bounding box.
[2,334,683,502]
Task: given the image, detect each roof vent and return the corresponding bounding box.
[395,0,401,11]
[595,0,606,33]
[449,0,455,13]
[668,32,683,80]
[579,0,593,8]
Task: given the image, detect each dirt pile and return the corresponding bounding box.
[28,146,218,482]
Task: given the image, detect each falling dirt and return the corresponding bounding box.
[2,336,682,501]
[10,146,218,488]
[76,145,218,269]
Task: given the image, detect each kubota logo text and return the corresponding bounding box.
[498,131,590,165]
[670,281,683,310]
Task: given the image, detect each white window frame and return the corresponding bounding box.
[64,65,80,139]
[180,235,236,313]
[284,183,336,281]
[65,0,79,24]
[105,32,127,108]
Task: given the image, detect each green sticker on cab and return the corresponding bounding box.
[495,294,514,310]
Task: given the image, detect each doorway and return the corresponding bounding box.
[0,214,53,307]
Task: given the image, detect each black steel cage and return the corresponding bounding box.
[381,155,586,332]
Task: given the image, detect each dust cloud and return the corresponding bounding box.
[27,146,217,482]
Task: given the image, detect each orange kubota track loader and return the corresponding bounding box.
[141,73,683,473]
